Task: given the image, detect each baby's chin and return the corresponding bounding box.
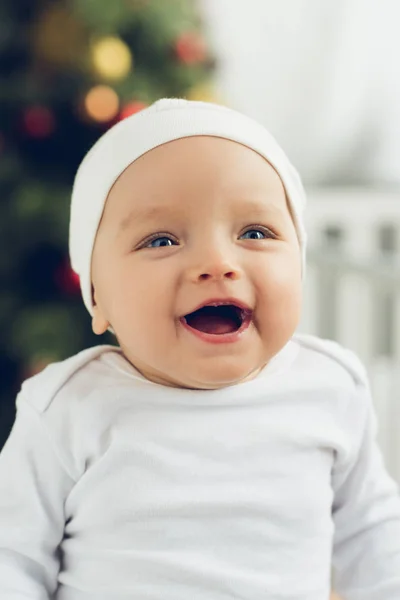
[118,339,270,390]
[140,360,266,390]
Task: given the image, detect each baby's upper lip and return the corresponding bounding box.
[182,297,253,317]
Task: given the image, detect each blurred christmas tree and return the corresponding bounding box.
[0,0,215,447]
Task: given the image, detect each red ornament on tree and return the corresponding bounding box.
[174,32,207,65]
[22,106,56,138]
[55,259,81,295]
[119,101,148,120]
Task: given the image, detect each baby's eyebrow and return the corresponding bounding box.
[116,198,286,237]
[117,205,183,236]
[236,199,286,217]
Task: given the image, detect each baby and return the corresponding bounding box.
[0,98,400,600]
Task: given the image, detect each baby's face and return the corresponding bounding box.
[91,136,302,390]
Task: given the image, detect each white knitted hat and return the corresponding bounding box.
[70,98,307,316]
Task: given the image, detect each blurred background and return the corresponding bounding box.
[0,0,215,444]
[1,3,399,598]
[1,0,400,486]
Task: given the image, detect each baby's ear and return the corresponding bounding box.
[91,285,110,335]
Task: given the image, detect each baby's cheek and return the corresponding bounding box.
[258,277,301,338]
[260,262,301,302]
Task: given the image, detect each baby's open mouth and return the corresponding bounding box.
[181,303,252,335]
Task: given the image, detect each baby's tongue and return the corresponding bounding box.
[186,308,238,334]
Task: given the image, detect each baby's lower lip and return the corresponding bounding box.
[179,312,252,344]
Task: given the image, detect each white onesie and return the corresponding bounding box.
[0,334,400,600]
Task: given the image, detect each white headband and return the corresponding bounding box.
[70,98,307,316]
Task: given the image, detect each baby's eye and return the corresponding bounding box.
[144,235,177,248]
[240,227,274,240]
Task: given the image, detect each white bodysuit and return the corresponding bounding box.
[0,334,400,599]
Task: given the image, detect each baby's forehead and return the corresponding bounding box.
[108,136,286,202]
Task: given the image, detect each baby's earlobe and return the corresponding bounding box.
[91,305,110,335]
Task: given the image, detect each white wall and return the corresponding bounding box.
[201,0,400,186]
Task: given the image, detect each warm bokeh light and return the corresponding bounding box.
[84,85,120,122]
[91,36,133,81]
[23,106,56,137]
[174,32,207,64]
[33,5,86,67]
[187,82,219,104]
[119,101,148,119]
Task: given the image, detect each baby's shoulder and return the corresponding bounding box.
[18,344,122,414]
[16,346,130,481]
[292,333,369,389]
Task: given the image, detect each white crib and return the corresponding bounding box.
[299,188,400,483]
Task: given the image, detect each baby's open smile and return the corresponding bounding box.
[180,298,253,344]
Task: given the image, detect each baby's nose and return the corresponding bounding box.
[197,267,239,282]
[186,251,242,283]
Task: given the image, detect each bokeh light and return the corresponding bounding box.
[84,85,120,122]
[91,36,133,81]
